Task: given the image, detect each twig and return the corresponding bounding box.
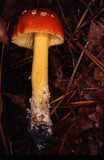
[66,91,77,103]
[12,144,29,154]
[51,99,95,109]
[57,0,66,21]
[0,21,10,119]
[89,48,104,69]
[66,42,89,92]
[70,48,104,92]
[50,41,89,116]
[60,112,71,121]
[68,43,75,68]
[59,122,76,154]
[3,56,33,72]
[78,7,104,31]
[50,92,66,116]
[69,100,95,105]
[26,142,32,155]
[12,138,31,144]
[65,29,104,71]
[9,140,13,155]
[0,123,9,154]
[75,41,104,71]
[0,21,10,155]
[37,0,39,7]
[0,44,5,120]
[80,0,95,16]
[69,0,94,41]
[50,87,97,105]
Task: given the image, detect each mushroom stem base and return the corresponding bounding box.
[27,95,53,150]
[27,117,53,151]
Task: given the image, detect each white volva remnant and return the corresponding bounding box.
[29,85,52,124]
[31,10,37,15]
[40,12,48,16]
[29,92,53,133]
[51,14,54,18]
[22,10,27,15]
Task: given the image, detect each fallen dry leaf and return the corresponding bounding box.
[0,17,9,45]
[3,92,29,112]
[87,20,104,52]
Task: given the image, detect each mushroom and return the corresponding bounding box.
[11,8,64,150]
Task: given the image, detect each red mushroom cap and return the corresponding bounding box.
[12,8,64,49]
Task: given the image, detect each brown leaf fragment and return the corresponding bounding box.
[87,130,98,155]
[88,105,103,123]
[84,88,104,110]
[0,17,9,45]
[87,20,104,52]
[3,92,28,112]
[95,127,103,148]
[91,88,104,111]
[88,111,100,124]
